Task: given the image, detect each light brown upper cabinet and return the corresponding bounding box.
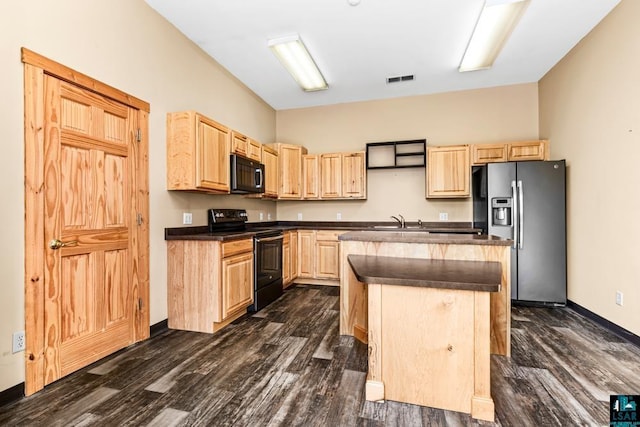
[472,140,549,165]
[320,153,342,199]
[507,140,548,162]
[261,145,279,199]
[342,151,367,199]
[269,143,308,199]
[167,111,231,194]
[303,154,320,199]
[426,145,470,198]
[472,143,507,165]
[247,138,262,162]
[314,151,366,200]
[231,130,249,158]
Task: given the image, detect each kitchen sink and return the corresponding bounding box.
[371,225,429,232]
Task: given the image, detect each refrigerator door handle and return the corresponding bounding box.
[517,180,524,250]
[511,180,518,249]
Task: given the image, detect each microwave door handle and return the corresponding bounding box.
[256,168,263,189]
[511,180,517,249]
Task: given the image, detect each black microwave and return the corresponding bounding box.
[230,154,265,194]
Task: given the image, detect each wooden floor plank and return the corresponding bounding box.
[1,284,637,426]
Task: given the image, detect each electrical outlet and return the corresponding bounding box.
[616,291,623,306]
[297,213,303,220]
[12,331,25,353]
[337,212,342,220]
[267,213,272,220]
[439,212,448,221]
[182,212,193,225]
[259,212,264,221]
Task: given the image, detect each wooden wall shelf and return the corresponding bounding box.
[366,139,426,169]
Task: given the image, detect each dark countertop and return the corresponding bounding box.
[339,230,512,246]
[165,221,483,241]
[165,226,255,242]
[347,255,502,292]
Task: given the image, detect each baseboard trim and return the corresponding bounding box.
[567,300,640,347]
[150,319,169,338]
[0,382,24,408]
[0,320,169,408]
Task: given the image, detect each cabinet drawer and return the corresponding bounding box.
[222,239,253,257]
[316,230,343,241]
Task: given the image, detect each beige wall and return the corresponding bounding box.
[0,0,276,391]
[276,84,540,222]
[539,0,640,335]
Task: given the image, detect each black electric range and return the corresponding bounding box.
[208,209,283,312]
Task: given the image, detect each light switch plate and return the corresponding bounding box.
[182,212,193,225]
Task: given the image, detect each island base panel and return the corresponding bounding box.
[366,283,494,422]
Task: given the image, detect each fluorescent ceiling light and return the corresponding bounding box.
[459,0,529,72]
[268,34,328,92]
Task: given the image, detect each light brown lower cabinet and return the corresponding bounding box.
[297,230,343,282]
[283,230,299,288]
[283,232,291,286]
[221,251,253,319]
[315,231,341,279]
[297,230,316,278]
[167,238,254,333]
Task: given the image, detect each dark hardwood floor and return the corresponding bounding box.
[1,284,638,426]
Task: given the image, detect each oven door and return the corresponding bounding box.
[254,234,283,289]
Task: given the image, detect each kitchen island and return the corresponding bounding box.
[339,231,512,420]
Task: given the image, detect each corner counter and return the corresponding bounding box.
[338,231,512,357]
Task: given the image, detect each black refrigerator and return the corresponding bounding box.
[472,160,567,305]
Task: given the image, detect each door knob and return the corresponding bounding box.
[49,239,78,250]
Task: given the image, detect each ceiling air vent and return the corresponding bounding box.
[386,74,414,84]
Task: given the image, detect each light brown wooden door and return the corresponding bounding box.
[42,77,139,381]
[24,49,149,396]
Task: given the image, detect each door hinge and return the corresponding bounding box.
[136,128,142,142]
[138,298,144,311]
[137,213,143,225]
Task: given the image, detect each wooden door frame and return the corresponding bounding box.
[22,48,150,395]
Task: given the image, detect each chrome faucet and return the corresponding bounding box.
[390,214,405,228]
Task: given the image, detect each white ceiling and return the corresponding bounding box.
[145,0,620,111]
